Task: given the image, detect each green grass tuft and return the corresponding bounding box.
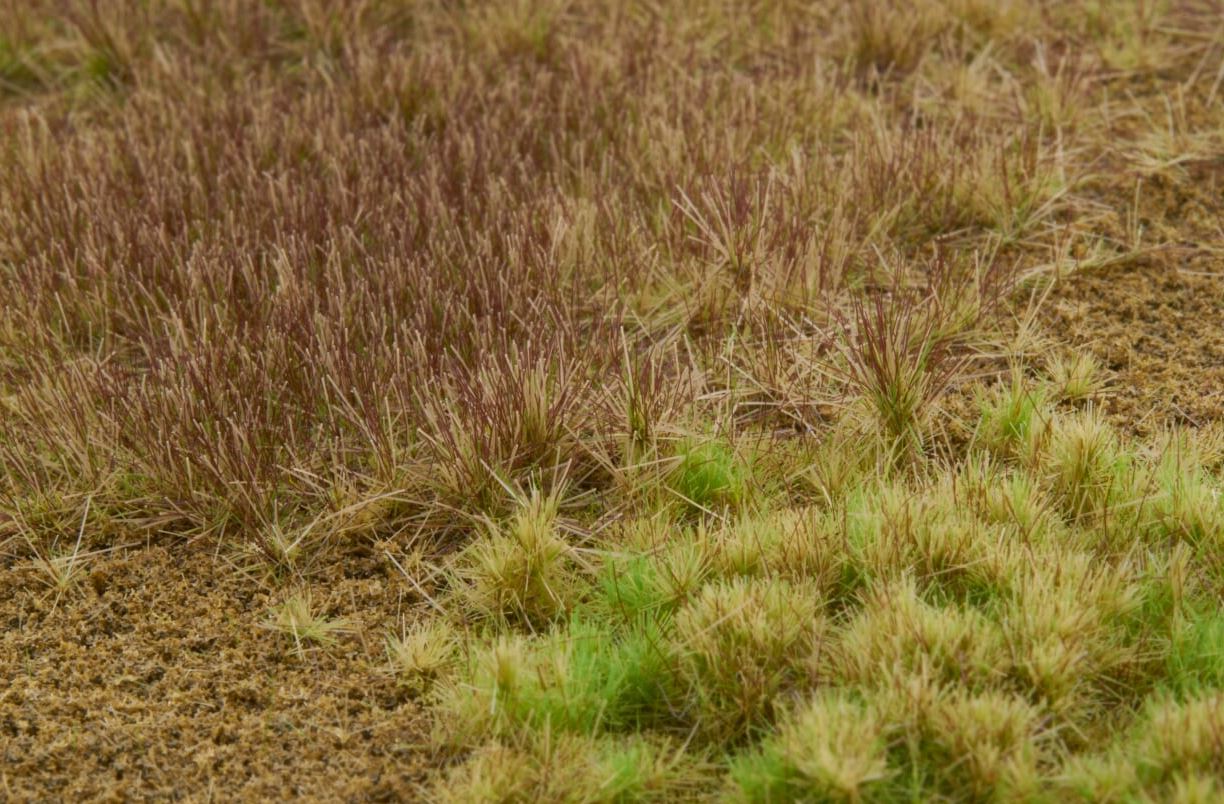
[669,439,748,512]
[1168,612,1224,695]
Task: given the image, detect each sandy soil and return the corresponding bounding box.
[1040,165,1224,439]
[0,545,434,801]
[1042,257,1224,438]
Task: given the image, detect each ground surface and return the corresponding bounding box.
[3,1,1224,801]
[5,281,1218,801]
[1043,259,1224,439]
[1,546,432,799]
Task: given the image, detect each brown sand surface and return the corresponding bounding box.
[1,545,434,801]
[1040,259,1224,438]
[1039,163,1224,438]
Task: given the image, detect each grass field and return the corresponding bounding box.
[2,1,1223,799]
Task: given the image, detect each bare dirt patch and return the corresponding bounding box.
[1041,258,1224,438]
[0,546,433,800]
[1039,167,1224,438]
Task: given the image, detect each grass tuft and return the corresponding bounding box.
[266,592,352,659]
[455,488,584,627]
[386,620,457,693]
[728,691,892,802]
[668,439,748,512]
[1047,352,1107,402]
[672,577,824,740]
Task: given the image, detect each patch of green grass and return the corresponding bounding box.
[1167,611,1224,695]
[437,618,660,744]
[597,552,675,620]
[0,36,47,95]
[597,535,711,620]
[974,372,1050,460]
[668,439,748,512]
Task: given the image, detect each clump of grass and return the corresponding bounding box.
[842,480,988,594]
[455,488,585,627]
[266,591,352,659]
[260,522,307,571]
[841,289,962,452]
[246,516,332,577]
[709,507,841,590]
[671,577,824,740]
[974,372,1051,461]
[1167,612,1224,696]
[597,520,711,619]
[1047,352,1106,402]
[597,552,678,622]
[436,619,653,744]
[1045,410,1132,522]
[919,689,1047,799]
[999,551,1143,724]
[882,484,996,602]
[1058,751,1141,802]
[0,35,49,96]
[832,576,1005,692]
[1136,694,1224,792]
[435,732,702,803]
[668,438,748,512]
[16,495,114,611]
[418,353,592,519]
[1061,693,1224,801]
[728,691,892,802]
[1149,442,1224,549]
[708,514,783,579]
[24,542,113,611]
[976,467,1058,540]
[1187,424,1224,474]
[844,0,946,76]
[803,418,889,507]
[386,620,458,694]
